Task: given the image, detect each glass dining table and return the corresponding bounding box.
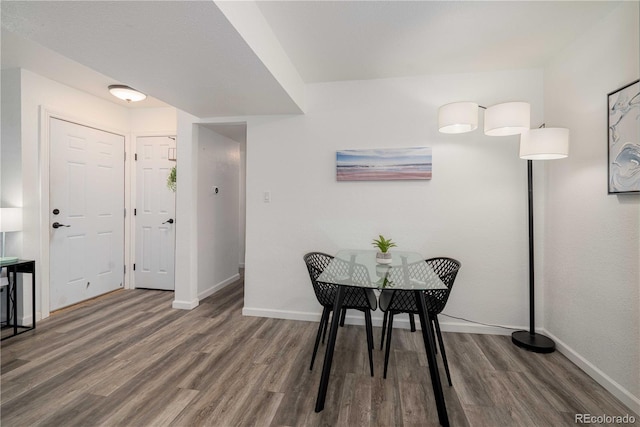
[315,249,450,427]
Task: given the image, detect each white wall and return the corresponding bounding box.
[173,110,200,309]
[239,140,247,268]
[1,69,23,262]
[196,125,240,298]
[543,1,640,414]
[130,107,177,134]
[243,69,545,331]
[0,69,23,311]
[1,69,23,208]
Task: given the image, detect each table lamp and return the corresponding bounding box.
[0,208,22,265]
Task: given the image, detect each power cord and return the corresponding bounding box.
[440,313,519,332]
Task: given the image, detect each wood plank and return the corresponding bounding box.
[1,272,636,427]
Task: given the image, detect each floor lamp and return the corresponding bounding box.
[439,102,569,353]
[512,127,569,353]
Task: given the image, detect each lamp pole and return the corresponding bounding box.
[511,159,556,353]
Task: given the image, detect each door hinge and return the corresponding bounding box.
[135,153,138,161]
[134,208,137,216]
[124,265,126,274]
[124,208,127,218]
[133,263,136,271]
[124,152,126,161]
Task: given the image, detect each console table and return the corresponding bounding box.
[1,259,36,340]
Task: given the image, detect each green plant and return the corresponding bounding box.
[167,166,177,192]
[372,235,396,253]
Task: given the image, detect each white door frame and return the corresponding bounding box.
[129,132,177,290]
[39,107,130,319]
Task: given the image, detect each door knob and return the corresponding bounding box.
[162,218,174,224]
[52,222,70,229]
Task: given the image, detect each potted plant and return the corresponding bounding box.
[372,235,396,264]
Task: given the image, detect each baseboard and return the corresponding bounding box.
[241,307,515,336]
[18,314,33,326]
[542,329,640,417]
[198,273,240,300]
[172,299,199,310]
[242,307,321,322]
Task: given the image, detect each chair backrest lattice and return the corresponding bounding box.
[385,257,461,315]
[303,252,375,310]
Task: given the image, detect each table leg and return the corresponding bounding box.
[32,266,36,329]
[415,290,449,427]
[315,285,346,412]
[4,270,9,326]
[11,268,18,336]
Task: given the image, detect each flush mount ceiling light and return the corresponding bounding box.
[108,85,147,103]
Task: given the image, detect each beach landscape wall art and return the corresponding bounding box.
[608,79,640,194]
[336,147,432,181]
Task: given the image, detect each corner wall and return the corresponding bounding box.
[196,125,240,299]
[543,1,640,413]
[243,69,545,331]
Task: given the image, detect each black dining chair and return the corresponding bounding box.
[303,252,377,376]
[379,257,461,384]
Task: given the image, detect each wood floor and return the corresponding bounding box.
[1,276,637,427]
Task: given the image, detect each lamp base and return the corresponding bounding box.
[0,256,19,265]
[511,330,555,354]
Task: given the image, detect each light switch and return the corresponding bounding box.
[264,191,271,203]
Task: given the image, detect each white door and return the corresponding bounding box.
[135,136,176,290]
[50,118,125,310]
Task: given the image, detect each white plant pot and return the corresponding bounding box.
[376,251,392,264]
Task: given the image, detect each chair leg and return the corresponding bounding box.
[339,307,347,326]
[430,318,438,355]
[380,311,389,350]
[433,315,452,386]
[321,308,330,344]
[364,310,374,377]
[409,313,416,332]
[383,312,395,379]
[311,307,330,370]
[367,312,374,349]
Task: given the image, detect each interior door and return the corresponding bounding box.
[135,136,176,290]
[49,118,125,310]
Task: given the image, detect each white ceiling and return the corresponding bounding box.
[256,1,620,82]
[1,0,621,118]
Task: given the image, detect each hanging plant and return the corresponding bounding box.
[167,166,177,192]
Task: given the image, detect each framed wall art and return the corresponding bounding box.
[608,79,640,194]
[336,147,432,181]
